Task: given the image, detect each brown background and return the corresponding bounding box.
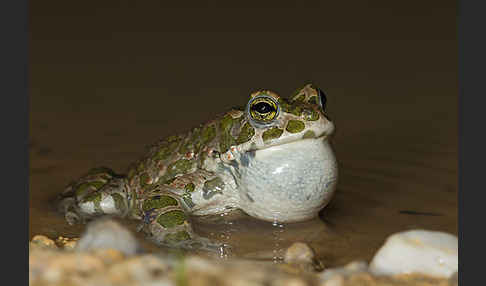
[29,0,457,265]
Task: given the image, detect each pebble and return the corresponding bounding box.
[75,218,141,256]
[30,235,58,250]
[369,229,458,278]
[319,261,368,284]
[284,242,324,272]
[107,255,172,285]
[29,227,457,286]
[56,236,79,250]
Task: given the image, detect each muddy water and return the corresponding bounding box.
[29,1,457,267]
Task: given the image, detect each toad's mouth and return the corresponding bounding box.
[247,133,330,153]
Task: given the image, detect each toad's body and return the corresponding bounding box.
[59,84,338,249]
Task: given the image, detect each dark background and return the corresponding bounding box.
[29,0,457,265]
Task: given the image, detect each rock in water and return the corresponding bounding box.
[369,229,458,278]
[284,242,324,272]
[75,218,141,256]
[30,235,58,250]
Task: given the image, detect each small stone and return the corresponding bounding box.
[75,218,141,256]
[107,255,171,285]
[63,240,78,250]
[321,274,344,286]
[30,235,58,250]
[284,242,323,272]
[55,236,79,250]
[33,251,106,284]
[284,242,315,265]
[319,261,368,283]
[369,229,458,278]
[344,261,368,272]
[92,248,126,265]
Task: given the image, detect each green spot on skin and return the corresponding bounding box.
[303,130,316,139]
[164,231,191,243]
[167,159,194,176]
[91,181,105,189]
[219,115,236,152]
[83,192,101,203]
[286,120,305,133]
[278,98,291,113]
[262,127,284,143]
[219,133,235,153]
[189,126,202,154]
[203,177,225,192]
[184,183,195,192]
[202,177,225,199]
[200,124,216,145]
[155,145,171,161]
[157,210,187,228]
[304,109,320,121]
[142,195,178,211]
[219,114,234,133]
[278,98,303,116]
[290,105,303,117]
[236,122,255,144]
[155,137,181,161]
[178,139,191,155]
[75,181,104,197]
[182,194,195,208]
[111,193,126,212]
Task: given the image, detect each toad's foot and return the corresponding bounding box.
[58,167,132,224]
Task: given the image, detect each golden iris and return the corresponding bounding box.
[249,97,279,122]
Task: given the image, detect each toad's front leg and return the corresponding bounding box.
[137,184,229,253]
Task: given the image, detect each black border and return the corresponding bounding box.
[458,0,485,284]
[1,0,29,283]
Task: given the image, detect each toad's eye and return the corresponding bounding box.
[248,96,279,123]
[317,88,327,112]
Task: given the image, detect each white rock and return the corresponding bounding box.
[369,229,458,278]
[75,218,141,256]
